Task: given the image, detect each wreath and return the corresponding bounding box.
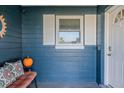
[0,15,7,38]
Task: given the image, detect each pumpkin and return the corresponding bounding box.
[23,57,33,67]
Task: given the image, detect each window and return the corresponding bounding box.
[43,14,96,47]
[56,15,84,49]
[114,9,124,24]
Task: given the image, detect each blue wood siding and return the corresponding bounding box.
[22,6,97,85]
[0,6,22,62]
[0,6,110,86]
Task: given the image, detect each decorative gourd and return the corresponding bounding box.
[23,57,33,68]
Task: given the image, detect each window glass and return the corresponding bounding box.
[59,31,80,44]
[114,10,124,24]
[59,19,80,31]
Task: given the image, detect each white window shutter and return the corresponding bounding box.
[43,14,55,45]
[85,14,96,45]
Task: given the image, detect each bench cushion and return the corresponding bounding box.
[8,71,37,88]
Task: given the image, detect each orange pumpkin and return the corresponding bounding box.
[23,57,33,67]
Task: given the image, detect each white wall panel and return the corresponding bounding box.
[85,14,96,45]
[43,14,55,45]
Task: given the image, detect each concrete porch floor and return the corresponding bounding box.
[29,82,102,88]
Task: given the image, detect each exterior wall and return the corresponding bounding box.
[0,6,22,62]
[0,5,108,86]
[22,6,97,85]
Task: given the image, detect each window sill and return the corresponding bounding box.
[55,45,84,49]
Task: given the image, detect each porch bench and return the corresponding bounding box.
[0,58,37,88]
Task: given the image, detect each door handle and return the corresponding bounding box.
[107,53,111,56]
[107,46,112,56]
[109,46,112,51]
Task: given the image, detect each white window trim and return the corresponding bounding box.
[55,15,84,49]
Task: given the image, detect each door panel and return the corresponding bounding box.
[108,6,124,88]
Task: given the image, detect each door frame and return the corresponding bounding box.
[104,5,121,85]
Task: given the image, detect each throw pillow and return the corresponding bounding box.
[0,66,16,88]
[5,60,24,79]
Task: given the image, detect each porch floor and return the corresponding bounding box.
[29,82,100,88]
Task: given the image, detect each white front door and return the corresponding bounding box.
[106,6,124,88]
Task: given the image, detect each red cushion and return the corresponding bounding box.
[8,71,37,88]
